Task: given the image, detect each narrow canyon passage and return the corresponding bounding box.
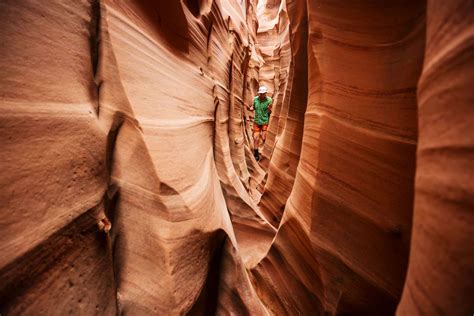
[0,0,473,315]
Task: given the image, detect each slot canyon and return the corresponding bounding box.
[0,0,473,315]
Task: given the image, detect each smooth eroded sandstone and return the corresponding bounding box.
[1,0,472,315]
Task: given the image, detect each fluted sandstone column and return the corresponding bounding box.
[397,1,474,315]
[252,0,426,314]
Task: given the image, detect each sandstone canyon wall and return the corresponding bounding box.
[1,0,473,315]
[397,1,474,315]
[1,0,270,314]
[252,0,425,314]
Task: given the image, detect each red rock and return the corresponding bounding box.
[397,1,474,315]
[252,1,425,313]
[1,0,472,315]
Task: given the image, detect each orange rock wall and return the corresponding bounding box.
[0,1,116,314]
[1,0,270,314]
[1,0,473,315]
[397,1,474,315]
[254,0,426,308]
[258,0,308,228]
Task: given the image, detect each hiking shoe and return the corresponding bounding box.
[254,150,260,161]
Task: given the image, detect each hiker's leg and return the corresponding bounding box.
[253,131,260,149]
[253,130,260,160]
[262,124,268,143]
[253,124,261,149]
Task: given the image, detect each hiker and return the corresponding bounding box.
[248,86,272,161]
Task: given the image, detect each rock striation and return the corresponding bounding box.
[1,0,269,314]
[253,0,425,313]
[397,1,474,315]
[0,0,472,315]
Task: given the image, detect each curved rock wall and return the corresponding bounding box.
[252,0,426,313]
[1,0,473,315]
[258,0,308,228]
[397,1,474,315]
[0,0,269,314]
[0,1,116,314]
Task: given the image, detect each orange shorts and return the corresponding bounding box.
[253,123,268,132]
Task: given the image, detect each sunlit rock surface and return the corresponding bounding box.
[0,0,472,315]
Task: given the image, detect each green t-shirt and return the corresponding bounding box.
[253,96,272,125]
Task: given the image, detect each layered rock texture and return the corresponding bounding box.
[1,0,473,315]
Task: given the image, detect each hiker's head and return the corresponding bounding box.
[258,86,267,98]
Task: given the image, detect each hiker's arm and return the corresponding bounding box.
[247,103,254,111]
[268,102,272,114]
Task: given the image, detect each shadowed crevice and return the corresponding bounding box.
[105,112,124,181]
[186,230,227,315]
[89,0,101,115]
[0,201,116,315]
